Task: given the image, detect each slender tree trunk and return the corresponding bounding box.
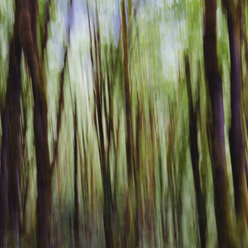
[74,103,79,248]
[95,44,115,248]
[226,3,247,212]
[121,2,135,246]
[19,0,52,247]
[0,1,21,246]
[121,0,134,184]
[86,2,116,247]
[224,3,248,241]
[203,0,233,246]
[185,55,207,248]
[133,98,142,248]
[0,104,9,248]
[166,109,177,248]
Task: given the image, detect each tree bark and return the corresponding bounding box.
[203,0,233,246]
[0,1,22,246]
[121,0,134,184]
[19,0,52,247]
[224,1,248,241]
[121,2,137,246]
[185,55,207,248]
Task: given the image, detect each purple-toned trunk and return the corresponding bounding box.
[203,0,233,246]
[226,8,248,241]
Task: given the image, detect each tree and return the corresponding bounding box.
[203,0,233,246]
[0,1,22,246]
[185,54,207,248]
[222,0,248,243]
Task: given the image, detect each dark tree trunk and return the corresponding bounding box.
[121,2,135,246]
[185,55,207,248]
[121,0,134,184]
[7,35,22,248]
[0,1,22,246]
[33,71,52,248]
[227,5,247,212]
[19,0,52,247]
[225,5,248,240]
[203,0,233,246]
[0,103,9,248]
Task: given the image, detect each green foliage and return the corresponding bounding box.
[1,0,248,247]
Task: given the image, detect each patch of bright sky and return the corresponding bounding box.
[0,0,14,64]
[47,0,186,97]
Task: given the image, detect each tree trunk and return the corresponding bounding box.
[203,0,233,246]
[19,0,52,247]
[121,2,135,246]
[33,69,52,248]
[121,0,134,184]
[225,4,248,241]
[185,55,207,248]
[7,33,22,248]
[74,103,79,247]
[86,3,116,247]
[0,1,22,246]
